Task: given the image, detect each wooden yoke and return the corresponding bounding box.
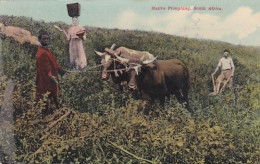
[104,48,115,55]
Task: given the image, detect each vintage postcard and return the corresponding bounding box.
[0,0,259,163]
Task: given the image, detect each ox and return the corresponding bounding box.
[116,55,191,112]
[94,45,128,90]
[94,45,155,89]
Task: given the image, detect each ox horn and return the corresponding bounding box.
[110,43,116,50]
[142,56,157,64]
[115,54,129,63]
[105,43,116,54]
[105,48,115,55]
[94,43,116,57]
[94,50,104,57]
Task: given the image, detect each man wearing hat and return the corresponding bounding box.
[211,49,235,93]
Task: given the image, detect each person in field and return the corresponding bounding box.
[36,30,67,116]
[211,49,235,93]
[61,17,87,70]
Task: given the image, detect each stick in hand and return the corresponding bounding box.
[54,25,64,32]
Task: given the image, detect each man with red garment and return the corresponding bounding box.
[36,30,67,115]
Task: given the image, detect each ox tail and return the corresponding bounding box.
[182,62,192,112]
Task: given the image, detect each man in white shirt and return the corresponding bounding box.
[211,49,235,93]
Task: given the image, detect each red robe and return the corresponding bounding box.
[36,46,61,99]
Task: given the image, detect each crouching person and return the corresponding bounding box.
[36,30,68,117]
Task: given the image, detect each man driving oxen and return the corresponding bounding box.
[36,30,68,116]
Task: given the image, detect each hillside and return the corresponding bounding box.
[0,15,259,163]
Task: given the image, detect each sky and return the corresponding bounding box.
[0,0,260,46]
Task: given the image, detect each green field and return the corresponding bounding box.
[0,15,259,163]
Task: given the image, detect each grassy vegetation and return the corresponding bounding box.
[0,15,259,163]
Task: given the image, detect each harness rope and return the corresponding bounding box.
[67,59,127,73]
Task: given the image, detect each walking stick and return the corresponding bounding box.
[54,25,64,32]
[211,74,216,93]
[220,75,232,93]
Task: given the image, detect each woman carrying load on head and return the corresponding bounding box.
[59,17,87,70]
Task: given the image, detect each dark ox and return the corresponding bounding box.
[94,46,128,89]
[117,56,191,111]
[94,46,155,89]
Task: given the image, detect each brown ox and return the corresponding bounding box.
[116,55,191,112]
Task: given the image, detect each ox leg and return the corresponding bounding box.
[174,90,184,103]
[182,87,191,109]
[140,91,157,115]
[143,99,154,115]
[174,90,191,112]
[182,86,192,113]
[159,97,165,109]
